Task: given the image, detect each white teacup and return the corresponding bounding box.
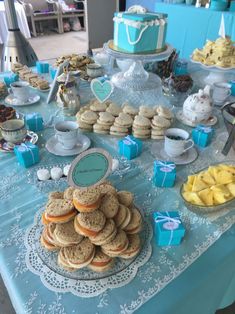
[0,119,27,145]
[164,128,194,157]
[55,121,78,150]
[212,82,231,105]
[9,81,30,102]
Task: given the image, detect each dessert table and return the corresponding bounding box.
[0,71,235,314]
[0,2,31,44]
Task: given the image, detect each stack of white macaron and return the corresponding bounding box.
[76,99,174,139]
[37,164,71,181]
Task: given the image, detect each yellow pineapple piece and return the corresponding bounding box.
[217,164,235,174]
[226,182,235,197]
[192,175,209,192]
[198,189,214,206]
[200,171,216,186]
[188,175,196,185]
[208,166,217,179]
[214,170,233,185]
[212,191,228,204]
[183,183,193,192]
[183,192,205,206]
[210,184,231,197]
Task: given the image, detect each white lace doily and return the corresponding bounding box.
[24,208,152,298]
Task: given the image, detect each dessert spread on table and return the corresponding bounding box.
[11,62,50,90]
[192,36,235,68]
[76,100,174,139]
[113,5,168,53]
[55,54,94,73]
[40,182,143,272]
[182,164,235,207]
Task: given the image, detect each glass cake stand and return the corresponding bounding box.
[190,58,235,86]
[104,40,173,92]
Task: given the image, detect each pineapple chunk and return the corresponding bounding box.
[198,189,214,206]
[192,175,208,192]
[227,182,235,197]
[183,192,205,206]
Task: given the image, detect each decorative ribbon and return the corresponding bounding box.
[122,135,139,156]
[18,143,35,164]
[155,211,181,245]
[155,161,175,187]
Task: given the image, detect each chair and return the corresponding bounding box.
[57,0,85,31]
[22,0,63,37]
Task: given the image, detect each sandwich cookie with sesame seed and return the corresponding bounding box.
[101,229,129,257]
[53,220,84,247]
[73,187,101,212]
[124,207,142,234]
[43,199,77,224]
[89,218,117,246]
[88,248,115,272]
[74,210,106,237]
[119,234,141,259]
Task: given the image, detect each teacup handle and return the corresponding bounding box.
[8,87,13,94]
[183,139,194,154]
[227,89,232,97]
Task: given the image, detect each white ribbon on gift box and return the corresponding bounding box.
[155,161,175,187]
[155,211,181,245]
[122,135,139,156]
[195,125,212,145]
[17,143,35,164]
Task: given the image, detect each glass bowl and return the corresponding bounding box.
[180,161,235,214]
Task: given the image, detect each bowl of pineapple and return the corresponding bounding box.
[180,162,235,213]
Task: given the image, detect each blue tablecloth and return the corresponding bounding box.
[0,77,235,314]
[126,1,235,59]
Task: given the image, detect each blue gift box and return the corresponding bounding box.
[14,142,39,168]
[36,61,49,74]
[3,73,19,86]
[153,160,176,187]
[25,112,44,132]
[118,135,142,160]
[192,124,213,148]
[152,211,185,246]
[113,11,167,53]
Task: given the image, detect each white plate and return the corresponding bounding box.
[151,141,198,165]
[46,134,91,156]
[176,110,218,128]
[5,94,40,106]
[190,57,235,71]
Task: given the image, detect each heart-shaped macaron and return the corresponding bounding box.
[91,78,114,103]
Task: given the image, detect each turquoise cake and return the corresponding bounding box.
[113,8,168,54]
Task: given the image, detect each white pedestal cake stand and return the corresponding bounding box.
[191,58,235,86]
[104,40,173,91]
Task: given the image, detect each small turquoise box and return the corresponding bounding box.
[113,11,167,53]
[153,160,176,187]
[36,61,49,74]
[14,142,39,168]
[152,211,185,246]
[118,135,142,160]
[25,112,44,132]
[3,73,18,86]
[192,124,213,148]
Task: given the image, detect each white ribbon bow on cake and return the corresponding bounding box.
[127,5,147,14]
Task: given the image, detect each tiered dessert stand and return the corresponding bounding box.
[190,58,235,86]
[104,40,173,104]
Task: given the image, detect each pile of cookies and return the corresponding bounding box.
[192,36,235,68]
[0,104,16,123]
[11,63,50,90]
[40,182,142,272]
[54,54,93,73]
[76,100,174,140]
[0,82,8,99]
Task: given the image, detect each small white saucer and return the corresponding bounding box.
[5,94,40,107]
[46,134,91,156]
[176,110,218,127]
[151,141,198,165]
